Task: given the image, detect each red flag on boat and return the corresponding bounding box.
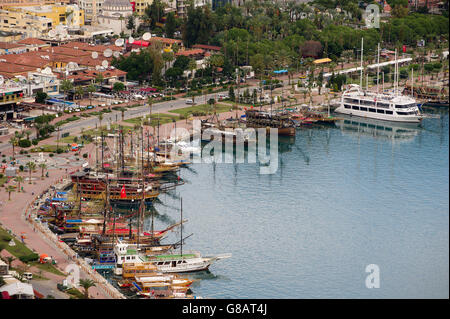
[120,185,126,198]
[402,45,406,53]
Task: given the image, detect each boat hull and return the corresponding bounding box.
[334,106,422,123]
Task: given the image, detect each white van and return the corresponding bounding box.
[23,272,33,280]
[185,99,194,105]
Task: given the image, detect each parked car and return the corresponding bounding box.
[185,99,195,105]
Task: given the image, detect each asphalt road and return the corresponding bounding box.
[29,279,69,299]
[57,86,261,135]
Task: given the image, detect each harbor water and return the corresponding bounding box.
[147,109,449,299]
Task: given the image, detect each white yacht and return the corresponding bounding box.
[113,242,231,274]
[334,84,423,123]
[335,39,423,123]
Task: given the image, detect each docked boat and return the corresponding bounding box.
[71,171,160,203]
[244,109,296,136]
[113,242,231,275]
[334,84,423,123]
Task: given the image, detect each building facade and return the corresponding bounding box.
[97,0,133,35]
[0,8,53,38]
[77,0,105,23]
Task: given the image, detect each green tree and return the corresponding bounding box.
[75,86,84,101]
[5,256,15,268]
[5,185,15,201]
[78,278,96,299]
[39,163,47,179]
[26,161,36,184]
[60,80,73,102]
[35,91,48,104]
[14,175,24,192]
[87,84,96,106]
[143,0,165,29]
[127,14,136,33]
[9,136,17,159]
[95,74,104,86]
[165,11,177,38]
[98,113,103,129]
[113,82,125,93]
[147,96,153,119]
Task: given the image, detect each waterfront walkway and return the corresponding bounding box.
[0,142,122,299]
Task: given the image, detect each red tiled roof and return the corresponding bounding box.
[60,41,121,54]
[0,52,51,68]
[0,42,25,50]
[0,62,35,77]
[17,38,47,46]
[175,49,204,57]
[41,46,91,57]
[192,44,221,51]
[150,37,182,45]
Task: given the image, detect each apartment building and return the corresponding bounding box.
[0,8,53,38]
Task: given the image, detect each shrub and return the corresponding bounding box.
[32,139,38,146]
[18,139,32,148]
[49,153,54,157]
[82,153,88,158]
[19,253,39,263]
[19,165,24,171]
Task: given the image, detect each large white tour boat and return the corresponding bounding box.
[334,84,423,123]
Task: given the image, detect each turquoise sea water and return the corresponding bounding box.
[148,109,449,299]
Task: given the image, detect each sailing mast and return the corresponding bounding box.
[101,130,104,172]
[180,197,183,257]
[394,49,398,96]
[376,43,380,94]
[360,37,364,88]
[138,126,145,250]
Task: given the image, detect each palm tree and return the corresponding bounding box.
[26,161,36,184]
[98,114,103,129]
[14,175,24,192]
[147,97,153,120]
[39,163,47,179]
[75,86,85,101]
[95,74,104,88]
[5,256,15,268]
[79,278,96,299]
[9,136,17,159]
[5,185,15,201]
[60,79,73,103]
[86,84,96,106]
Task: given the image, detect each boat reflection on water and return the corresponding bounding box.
[334,114,421,144]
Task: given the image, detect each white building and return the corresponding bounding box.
[97,0,133,35]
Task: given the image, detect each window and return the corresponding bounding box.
[352,106,359,110]
[386,110,393,115]
[344,104,351,109]
[396,111,409,115]
[360,107,368,111]
[376,109,385,114]
[369,108,376,113]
